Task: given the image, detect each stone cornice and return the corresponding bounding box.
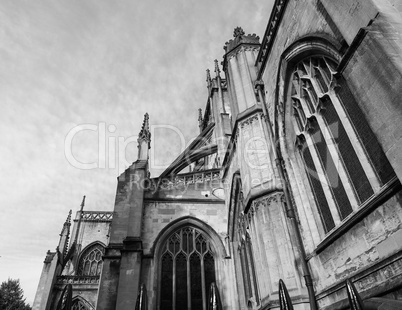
[256,0,289,76]
[56,275,99,285]
[73,211,113,222]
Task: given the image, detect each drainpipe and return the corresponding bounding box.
[255,81,318,310]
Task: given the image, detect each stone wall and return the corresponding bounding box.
[258,0,402,308]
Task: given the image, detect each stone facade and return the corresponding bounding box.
[33,1,402,309]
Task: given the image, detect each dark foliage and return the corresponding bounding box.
[0,278,32,310]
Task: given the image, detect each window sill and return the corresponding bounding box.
[312,176,401,256]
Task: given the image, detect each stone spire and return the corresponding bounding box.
[138,113,151,143]
[80,195,86,210]
[62,210,72,232]
[214,59,221,78]
[73,196,85,245]
[137,113,151,161]
[206,69,212,88]
[58,210,72,256]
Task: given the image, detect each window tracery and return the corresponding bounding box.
[290,55,395,233]
[77,243,104,276]
[159,226,216,310]
[71,299,90,310]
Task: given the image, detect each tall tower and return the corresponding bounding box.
[223,27,260,117]
[221,27,276,196]
[97,113,151,310]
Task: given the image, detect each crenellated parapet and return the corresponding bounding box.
[221,27,261,117]
[223,27,260,57]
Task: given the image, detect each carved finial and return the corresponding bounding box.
[80,195,86,211]
[214,59,220,78]
[138,113,151,143]
[60,210,72,256]
[233,27,245,38]
[198,108,204,133]
[206,69,212,85]
[65,210,72,225]
[60,210,72,235]
[198,108,203,122]
[74,196,86,245]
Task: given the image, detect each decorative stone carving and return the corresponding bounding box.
[138,113,151,144]
[81,211,113,222]
[233,27,245,38]
[56,276,100,285]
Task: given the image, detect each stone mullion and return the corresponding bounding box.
[326,90,381,192]
[173,257,177,310]
[304,134,342,225]
[200,256,207,310]
[314,114,360,209]
[309,70,361,209]
[187,255,191,310]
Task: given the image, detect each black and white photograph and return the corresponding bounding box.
[1,1,402,309]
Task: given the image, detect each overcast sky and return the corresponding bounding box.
[0,0,274,305]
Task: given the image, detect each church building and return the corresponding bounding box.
[33,0,402,309]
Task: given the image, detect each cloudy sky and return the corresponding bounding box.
[0,0,274,305]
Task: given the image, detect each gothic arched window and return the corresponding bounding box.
[290,55,395,233]
[71,299,90,310]
[77,243,104,276]
[159,226,216,310]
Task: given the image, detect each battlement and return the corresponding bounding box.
[223,27,260,54]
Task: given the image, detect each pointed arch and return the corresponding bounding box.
[152,216,226,259]
[274,36,396,240]
[71,296,94,310]
[152,217,226,310]
[77,241,106,276]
